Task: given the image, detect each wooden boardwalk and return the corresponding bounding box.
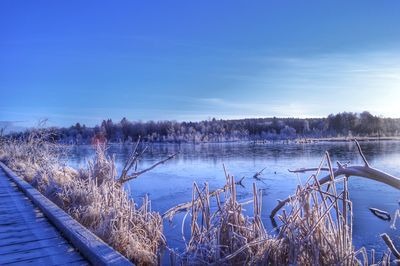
[0,168,88,265]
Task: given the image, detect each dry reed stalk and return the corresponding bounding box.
[173,155,375,265]
[0,131,172,265]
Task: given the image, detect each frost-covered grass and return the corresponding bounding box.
[0,131,164,265]
[176,169,367,265]
[173,158,400,265]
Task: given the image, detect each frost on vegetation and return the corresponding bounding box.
[0,130,167,265]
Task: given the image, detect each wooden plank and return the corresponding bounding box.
[0,232,83,264]
[0,220,58,235]
[7,257,89,266]
[1,248,83,265]
[0,217,48,227]
[56,259,89,266]
[0,220,29,226]
[0,196,28,203]
[0,242,81,263]
[0,194,31,202]
[0,235,61,248]
[0,211,46,221]
[0,211,44,220]
[0,229,61,243]
[0,238,75,256]
[0,166,89,265]
[0,220,50,232]
[0,236,65,251]
[0,205,42,212]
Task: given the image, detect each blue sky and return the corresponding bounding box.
[1,1,400,128]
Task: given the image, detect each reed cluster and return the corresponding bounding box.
[178,154,369,265]
[0,130,164,265]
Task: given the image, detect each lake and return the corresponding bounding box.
[67,141,399,257]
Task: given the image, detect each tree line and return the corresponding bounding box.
[8,111,400,144]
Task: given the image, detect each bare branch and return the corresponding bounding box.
[271,140,400,218]
[118,152,178,184]
[271,164,400,218]
[122,137,141,173]
[119,138,150,181]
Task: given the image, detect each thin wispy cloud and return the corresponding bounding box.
[219,50,400,118]
[193,98,315,118]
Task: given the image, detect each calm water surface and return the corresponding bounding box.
[67,141,400,257]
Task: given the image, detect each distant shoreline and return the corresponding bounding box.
[6,111,400,146]
[60,136,400,146]
[251,136,400,145]
[306,136,400,142]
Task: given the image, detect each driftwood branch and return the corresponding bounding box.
[119,138,144,181]
[117,138,178,185]
[118,152,178,184]
[271,140,400,218]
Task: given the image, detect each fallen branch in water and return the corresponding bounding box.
[117,138,178,185]
[271,140,400,218]
[369,208,391,221]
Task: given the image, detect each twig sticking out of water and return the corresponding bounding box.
[391,209,400,230]
[355,139,370,167]
[235,176,245,187]
[253,167,267,180]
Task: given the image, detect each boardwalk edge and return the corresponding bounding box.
[0,162,133,266]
